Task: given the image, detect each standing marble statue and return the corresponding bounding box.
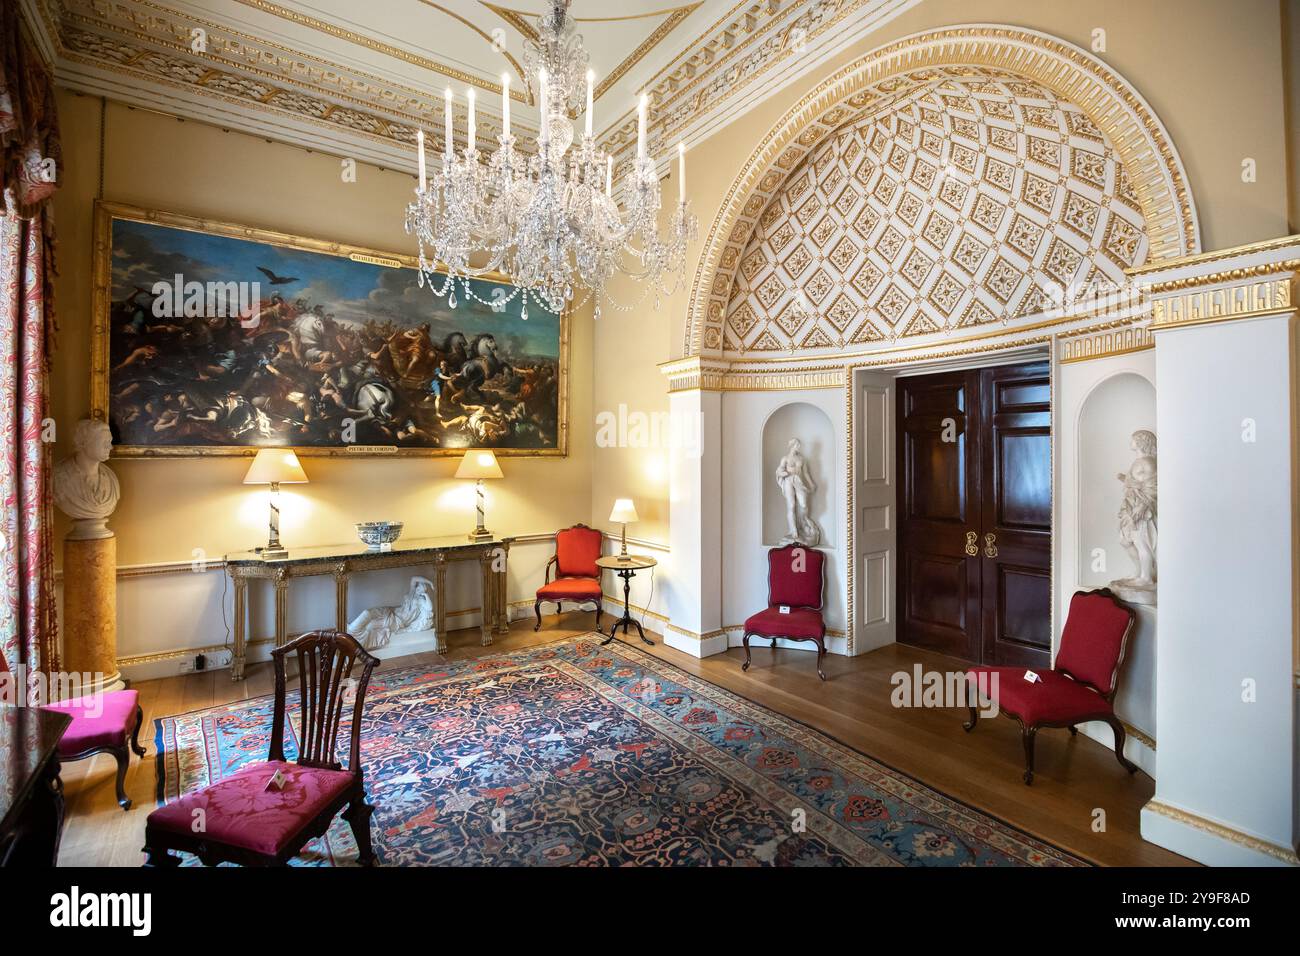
[776,438,822,547]
[1111,429,1157,606]
[52,418,123,693]
[348,576,437,650]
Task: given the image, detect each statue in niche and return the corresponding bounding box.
[53,419,121,540]
[348,576,436,650]
[1111,429,1157,606]
[776,438,822,547]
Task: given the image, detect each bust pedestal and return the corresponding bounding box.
[62,531,122,693]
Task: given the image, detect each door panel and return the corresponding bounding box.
[854,374,897,653]
[897,370,982,660]
[980,362,1052,667]
[897,361,1052,666]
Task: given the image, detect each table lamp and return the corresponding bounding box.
[609,498,639,559]
[455,449,504,541]
[243,448,308,559]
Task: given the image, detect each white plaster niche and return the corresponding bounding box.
[1076,372,1157,595]
[762,402,835,549]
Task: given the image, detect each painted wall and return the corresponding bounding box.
[49,93,597,667]
[1055,352,1158,774]
[1148,311,1296,864]
[593,0,1291,569]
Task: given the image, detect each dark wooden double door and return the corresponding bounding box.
[896,362,1051,667]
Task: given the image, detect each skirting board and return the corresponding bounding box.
[1141,799,1299,867]
[727,630,850,657]
[663,628,729,658]
[1076,720,1156,777]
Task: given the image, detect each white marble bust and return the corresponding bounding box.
[53,419,120,540]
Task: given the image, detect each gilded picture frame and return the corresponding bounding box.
[90,201,570,458]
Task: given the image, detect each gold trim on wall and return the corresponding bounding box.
[1144,799,1300,865]
[1058,326,1154,364]
[90,200,570,459]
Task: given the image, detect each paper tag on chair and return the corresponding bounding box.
[778,605,791,614]
[1023,670,1041,684]
[265,769,287,792]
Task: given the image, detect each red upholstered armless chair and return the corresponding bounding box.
[742,546,828,680]
[0,650,149,811]
[534,523,603,631]
[143,630,379,866]
[963,588,1138,785]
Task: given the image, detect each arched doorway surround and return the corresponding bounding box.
[682,25,1200,358]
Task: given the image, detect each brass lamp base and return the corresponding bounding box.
[257,546,288,560]
[467,528,493,542]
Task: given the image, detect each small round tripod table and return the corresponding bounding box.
[597,554,657,646]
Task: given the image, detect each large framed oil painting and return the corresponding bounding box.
[90,201,568,457]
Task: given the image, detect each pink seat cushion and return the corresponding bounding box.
[537,576,603,600]
[1053,591,1133,696]
[147,760,356,857]
[744,607,825,641]
[42,689,140,755]
[966,667,1113,726]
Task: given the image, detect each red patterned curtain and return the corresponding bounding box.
[0,4,60,676]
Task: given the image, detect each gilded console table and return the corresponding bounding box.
[224,534,513,681]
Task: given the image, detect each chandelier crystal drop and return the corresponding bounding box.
[404,0,697,320]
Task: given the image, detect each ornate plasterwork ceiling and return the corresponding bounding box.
[19,0,920,173]
[725,69,1149,353]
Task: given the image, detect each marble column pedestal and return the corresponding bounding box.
[62,534,123,694]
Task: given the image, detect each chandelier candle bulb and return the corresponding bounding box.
[637,94,647,158]
[444,87,453,157]
[467,88,476,153]
[585,69,594,138]
[501,74,510,138]
[416,129,426,192]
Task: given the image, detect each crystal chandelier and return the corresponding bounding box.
[405,0,697,320]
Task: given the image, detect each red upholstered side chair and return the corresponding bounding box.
[742,546,828,680]
[963,588,1138,785]
[534,523,603,631]
[0,650,148,811]
[143,630,379,866]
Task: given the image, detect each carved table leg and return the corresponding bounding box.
[434,554,449,654]
[479,552,494,647]
[231,576,249,681]
[334,563,350,633]
[273,569,290,649]
[495,541,511,634]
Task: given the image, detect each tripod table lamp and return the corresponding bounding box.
[243,448,308,559]
[609,498,639,559]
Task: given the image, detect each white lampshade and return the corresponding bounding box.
[609,498,639,524]
[243,448,308,485]
[455,449,504,480]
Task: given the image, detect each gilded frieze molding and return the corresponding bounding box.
[1058,324,1153,364]
[683,25,1201,359]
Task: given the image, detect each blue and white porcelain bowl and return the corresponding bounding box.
[356,521,403,549]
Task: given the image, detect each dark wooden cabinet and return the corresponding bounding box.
[897,361,1051,667]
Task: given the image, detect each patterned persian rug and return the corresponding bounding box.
[154,636,1086,866]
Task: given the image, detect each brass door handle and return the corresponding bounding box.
[964,531,978,556]
[984,532,998,558]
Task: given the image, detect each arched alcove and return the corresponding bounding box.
[761,402,836,548]
[683,25,1200,358]
[1077,372,1156,590]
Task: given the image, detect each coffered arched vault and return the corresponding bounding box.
[683,26,1200,358]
